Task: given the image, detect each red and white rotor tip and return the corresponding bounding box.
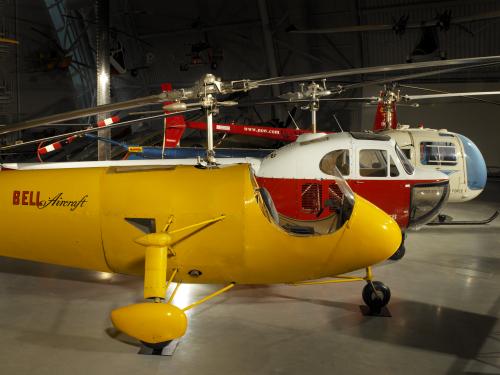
[97,116,120,128]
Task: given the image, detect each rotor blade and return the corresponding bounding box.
[287,11,500,35]
[254,55,500,86]
[320,97,378,102]
[239,97,378,106]
[4,56,500,135]
[0,92,178,135]
[450,10,500,24]
[337,61,500,92]
[288,23,395,34]
[246,62,500,106]
[0,108,201,151]
[128,110,165,115]
[404,91,500,100]
[398,84,500,106]
[35,123,93,127]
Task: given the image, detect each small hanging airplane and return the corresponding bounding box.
[0,36,18,45]
[1,55,499,351]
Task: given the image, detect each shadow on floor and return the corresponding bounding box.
[357,299,498,360]
[271,291,499,367]
[0,256,138,286]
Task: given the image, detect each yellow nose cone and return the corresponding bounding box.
[111,303,187,344]
[328,194,401,275]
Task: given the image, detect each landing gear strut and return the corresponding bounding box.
[292,267,392,316]
[111,215,230,354]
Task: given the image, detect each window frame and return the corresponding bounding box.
[419,141,458,166]
[357,148,390,178]
[319,149,351,177]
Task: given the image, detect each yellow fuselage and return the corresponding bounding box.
[0,164,400,284]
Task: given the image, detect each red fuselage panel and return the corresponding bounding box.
[255,177,442,229]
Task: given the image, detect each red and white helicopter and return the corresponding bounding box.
[151,101,449,233]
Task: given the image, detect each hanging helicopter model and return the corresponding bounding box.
[1,56,500,352]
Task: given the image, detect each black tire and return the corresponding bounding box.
[362,281,391,311]
[389,243,406,260]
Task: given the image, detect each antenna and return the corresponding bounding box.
[287,110,300,130]
[332,113,344,132]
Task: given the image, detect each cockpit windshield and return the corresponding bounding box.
[256,166,355,236]
[456,134,487,191]
[330,165,355,205]
[395,144,415,175]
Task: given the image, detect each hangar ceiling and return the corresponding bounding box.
[0,0,499,163]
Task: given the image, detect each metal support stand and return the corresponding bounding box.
[257,0,281,119]
[427,210,499,226]
[359,305,392,317]
[138,339,181,356]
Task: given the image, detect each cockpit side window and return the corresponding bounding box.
[320,149,350,176]
[359,149,388,177]
[420,141,457,166]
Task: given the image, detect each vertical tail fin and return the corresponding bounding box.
[161,83,186,147]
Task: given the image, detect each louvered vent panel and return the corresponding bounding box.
[301,183,322,213]
[328,184,344,212]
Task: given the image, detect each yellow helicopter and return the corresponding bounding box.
[0,55,499,351]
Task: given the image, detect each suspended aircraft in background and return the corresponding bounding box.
[0,36,18,45]
[286,10,500,36]
[1,56,499,352]
[287,10,500,62]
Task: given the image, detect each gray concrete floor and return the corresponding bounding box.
[0,181,499,375]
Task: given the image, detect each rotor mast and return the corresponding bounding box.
[201,74,220,164]
[299,80,330,133]
[380,87,400,130]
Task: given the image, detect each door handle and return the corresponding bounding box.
[354,181,364,184]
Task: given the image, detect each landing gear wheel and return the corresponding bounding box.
[141,340,172,355]
[362,281,391,312]
[389,243,405,260]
